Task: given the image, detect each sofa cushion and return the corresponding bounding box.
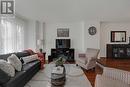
[0,54,12,60]
[2,60,40,87]
[0,69,11,84]
[3,71,26,87]
[15,51,30,58]
[22,60,40,71]
[95,75,130,87]
[7,54,22,71]
[0,60,15,77]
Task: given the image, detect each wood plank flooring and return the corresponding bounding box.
[83,69,97,87]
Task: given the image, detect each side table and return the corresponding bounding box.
[42,52,46,63]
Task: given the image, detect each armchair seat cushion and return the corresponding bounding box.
[76,57,87,64]
[95,75,130,87]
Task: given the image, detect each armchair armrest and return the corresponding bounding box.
[103,67,130,84]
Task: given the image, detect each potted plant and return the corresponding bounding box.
[55,54,67,66]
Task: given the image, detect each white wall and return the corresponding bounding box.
[26,20,37,51]
[26,20,45,51]
[45,22,84,59]
[100,22,130,57]
[44,21,101,59]
[27,20,130,59]
[44,21,130,58]
[35,21,45,51]
[84,21,100,50]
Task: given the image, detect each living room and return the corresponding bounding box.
[0,0,130,87]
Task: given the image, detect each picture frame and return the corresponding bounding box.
[111,31,126,42]
[57,28,69,37]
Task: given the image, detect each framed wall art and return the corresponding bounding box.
[57,28,69,37]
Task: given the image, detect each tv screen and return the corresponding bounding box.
[56,39,70,48]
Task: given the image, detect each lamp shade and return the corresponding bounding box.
[37,39,43,46]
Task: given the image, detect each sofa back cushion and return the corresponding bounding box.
[0,51,31,61]
[0,53,12,60]
[15,52,31,58]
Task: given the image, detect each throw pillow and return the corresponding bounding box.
[21,54,38,64]
[0,60,15,77]
[23,49,35,55]
[7,54,22,71]
[0,69,11,84]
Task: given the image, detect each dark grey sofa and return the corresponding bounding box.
[0,51,41,87]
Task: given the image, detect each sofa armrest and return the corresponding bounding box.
[103,67,130,84]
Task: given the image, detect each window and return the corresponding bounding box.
[0,17,25,54]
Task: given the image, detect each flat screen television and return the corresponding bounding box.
[56,39,70,48]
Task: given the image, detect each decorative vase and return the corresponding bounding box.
[39,48,43,53]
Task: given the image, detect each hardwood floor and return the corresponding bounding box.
[82,65,104,87]
[83,69,97,87]
[97,57,130,71]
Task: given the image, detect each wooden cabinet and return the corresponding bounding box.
[107,44,130,58]
[42,52,46,63]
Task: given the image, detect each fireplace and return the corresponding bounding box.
[48,48,74,62]
[48,39,74,63]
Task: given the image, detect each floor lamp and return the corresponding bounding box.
[37,39,43,53]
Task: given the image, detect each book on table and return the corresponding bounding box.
[52,66,64,74]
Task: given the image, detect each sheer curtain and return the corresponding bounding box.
[0,17,25,54]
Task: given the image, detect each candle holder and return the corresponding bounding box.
[39,48,43,53]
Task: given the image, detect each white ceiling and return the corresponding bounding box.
[16,0,130,22]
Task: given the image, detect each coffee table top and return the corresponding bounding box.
[25,64,92,87]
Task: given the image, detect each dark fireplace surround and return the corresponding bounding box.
[48,39,74,62]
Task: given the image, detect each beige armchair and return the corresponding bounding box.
[95,67,130,87]
[76,48,100,70]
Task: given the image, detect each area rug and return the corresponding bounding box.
[24,64,92,87]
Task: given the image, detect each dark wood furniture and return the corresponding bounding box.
[42,52,46,63]
[48,48,74,63]
[96,57,130,74]
[107,44,130,58]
